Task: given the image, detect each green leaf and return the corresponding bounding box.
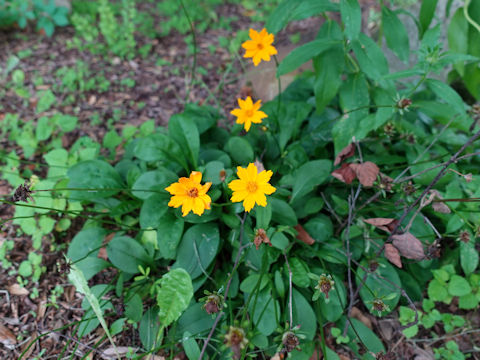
[56,114,78,132]
[36,90,56,113]
[107,236,151,274]
[131,168,177,200]
[140,194,169,229]
[157,213,184,259]
[448,275,471,297]
[67,160,124,201]
[276,101,313,151]
[68,264,118,355]
[168,114,200,169]
[203,161,226,185]
[426,78,466,117]
[419,0,439,37]
[157,268,193,326]
[458,293,479,310]
[248,289,279,336]
[255,201,272,229]
[36,116,53,141]
[333,73,370,153]
[303,215,333,243]
[288,258,310,288]
[176,303,215,337]
[225,136,254,165]
[270,197,297,226]
[139,307,160,350]
[341,318,385,354]
[271,231,289,250]
[265,0,302,34]
[290,160,332,203]
[277,39,340,76]
[292,288,317,340]
[291,0,339,20]
[52,12,69,26]
[340,0,361,40]
[173,223,220,279]
[381,5,410,62]
[182,331,200,360]
[67,227,107,262]
[125,294,143,322]
[460,240,479,275]
[351,33,389,82]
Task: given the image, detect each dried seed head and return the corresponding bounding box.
[369,260,379,273]
[219,170,226,182]
[383,123,396,137]
[281,331,300,353]
[458,230,470,244]
[464,173,473,183]
[224,326,248,360]
[397,98,412,110]
[254,228,271,250]
[402,181,416,196]
[315,274,334,299]
[371,299,389,315]
[203,293,222,314]
[12,181,34,203]
[376,351,396,360]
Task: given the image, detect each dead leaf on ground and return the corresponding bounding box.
[254,158,265,173]
[8,283,29,296]
[364,218,399,233]
[20,331,37,359]
[102,346,140,359]
[295,224,315,245]
[351,306,372,329]
[350,161,379,187]
[384,244,402,268]
[334,143,355,166]
[0,323,17,349]
[391,233,425,260]
[98,247,108,261]
[331,163,356,184]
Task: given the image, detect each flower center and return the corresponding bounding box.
[246,181,258,193]
[256,43,264,50]
[187,187,199,198]
[245,109,254,117]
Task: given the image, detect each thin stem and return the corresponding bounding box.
[283,251,293,328]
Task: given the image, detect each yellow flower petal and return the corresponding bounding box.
[257,170,273,184]
[168,195,185,208]
[236,166,249,181]
[228,179,246,191]
[243,195,256,212]
[260,183,276,195]
[231,190,249,202]
[255,193,267,207]
[246,163,258,181]
[190,171,202,183]
[192,198,205,215]
[181,197,194,217]
[166,171,211,217]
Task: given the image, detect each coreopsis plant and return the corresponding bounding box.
[58,0,480,358]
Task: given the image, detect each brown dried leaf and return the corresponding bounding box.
[350,162,379,187]
[295,224,315,245]
[334,143,355,166]
[331,163,357,184]
[20,331,36,359]
[102,346,140,359]
[254,159,265,173]
[97,247,108,261]
[384,244,402,268]
[8,283,29,296]
[0,323,16,349]
[364,218,399,233]
[432,202,451,214]
[391,233,425,260]
[427,190,451,214]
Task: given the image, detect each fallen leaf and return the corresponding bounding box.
[427,190,451,214]
[8,283,29,296]
[20,331,36,359]
[384,244,402,268]
[350,162,379,187]
[331,163,356,184]
[391,233,425,260]
[334,143,355,166]
[351,306,372,329]
[254,159,265,173]
[98,247,108,261]
[102,346,139,359]
[432,202,451,214]
[0,323,17,349]
[295,224,315,245]
[364,218,399,233]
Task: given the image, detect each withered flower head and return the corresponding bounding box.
[281,331,300,353]
[371,298,389,315]
[464,173,473,183]
[402,181,416,196]
[315,274,334,300]
[383,123,396,138]
[369,260,379,273]
[397,98,412,110]
[254,228,271,250]
[12,181,34,203]
[458,230,470,244]
[203,293,222,314]
[224,326,248,360]
[219,169,226,182]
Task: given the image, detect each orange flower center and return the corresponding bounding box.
[246,181,258,193]
[256,43,264,50]
[245,109,254,117]
[187,187,199,198]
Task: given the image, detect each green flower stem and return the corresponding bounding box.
[464,0,480,34]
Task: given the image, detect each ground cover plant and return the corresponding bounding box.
[1,0,480,359]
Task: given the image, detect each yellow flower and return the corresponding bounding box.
[230,96,268,132]
[242,28,277,66]
[165,171,212,217]
[228,163,276,212]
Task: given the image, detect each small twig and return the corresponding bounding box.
[422,214,442,240]
[283,251,293,328]
[199,214,249,360]
[0,290,10,306]
[320,192,342,224]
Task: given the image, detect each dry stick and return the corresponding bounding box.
[283,252,293,328]
[321,192,342,224]
[199,214,249,360]
[342,184,362,337]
